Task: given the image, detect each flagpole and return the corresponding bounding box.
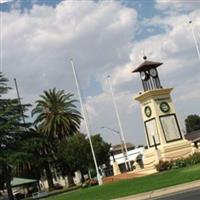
[0,10,3,72]
[188,20,200,62]
[106,75,132,171]
[14,78,27,128]
[70,59,102,185]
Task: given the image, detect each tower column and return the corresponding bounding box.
[132,59,193,174]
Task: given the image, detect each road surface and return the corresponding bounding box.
[154,188,200,200]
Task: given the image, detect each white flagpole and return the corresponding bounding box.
[106,75,132,171]
[0,10,3,72]
[188,20,200,62]
[70,59,102,185]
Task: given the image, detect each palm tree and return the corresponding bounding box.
[32,88,82,189]
[32,88,81,140]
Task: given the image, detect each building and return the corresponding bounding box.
[110,143,144,173]
[112,143,135,155]
[185,130,200,148]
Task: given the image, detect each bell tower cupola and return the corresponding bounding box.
[132,56,162,91]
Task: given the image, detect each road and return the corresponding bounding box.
[154,188,200,200]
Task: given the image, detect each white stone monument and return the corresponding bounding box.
[133,57,193,173]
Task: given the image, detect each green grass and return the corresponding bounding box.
[46,164,200,200]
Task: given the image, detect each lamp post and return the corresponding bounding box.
[101,126,128,171]
[188,20,200,62]
[106,75,132,170]
[14,78,27,131]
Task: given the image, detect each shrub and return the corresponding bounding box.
[155,160,173,172]
[172,159,187,169]
[156,153,200,172]
[82,179,98,188]
[185,153,200,165]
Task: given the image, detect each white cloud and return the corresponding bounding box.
[81,90,143,145]
[155,0,200,13]
[0,0,12,3]
[1,1,140,145]
[1,0,200,146]
[1,1,137,102]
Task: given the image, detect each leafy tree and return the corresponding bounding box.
[11,127,50,181]
[57,133,90,183]
[57,133,111,182]
[32,88,82,189]
[90,134,111,167]
[185,114,200,133]
[0,72,30,200]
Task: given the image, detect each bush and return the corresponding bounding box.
[172,159,187,169]
[155,160,173,172]
[156,153,200,172]
[82,179,98,188]
[185,153,200,165]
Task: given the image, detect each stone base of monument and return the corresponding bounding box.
[158,139,193,161]
[112,162,121,176]
[134,140,193,175]
[134,148,158,175]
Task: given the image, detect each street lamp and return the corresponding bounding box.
[101,126,129,171]
[188,19,200,63]
[106,75,132,170]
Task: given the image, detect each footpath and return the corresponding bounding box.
[114,180,200,200]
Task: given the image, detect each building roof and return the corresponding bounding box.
[185,129,200,142]
[11,177,38,187]
[132,60,163,73]
[112,143,135,152]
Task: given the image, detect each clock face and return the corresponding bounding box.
[160,102,170,113]
[149,68,157,77]
[144,106,152,117]
[140,72,146,80]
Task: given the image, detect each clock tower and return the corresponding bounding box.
[133,57,193,172]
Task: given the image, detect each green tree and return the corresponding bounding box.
[57,133,90,183]
[185,114,200,133]
[0,72,30,200]
[11,127,50,181]
[90,134,111,167]
[57,133,111,182]
[32,88,82,189]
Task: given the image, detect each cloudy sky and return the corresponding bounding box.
[1,0,200,146]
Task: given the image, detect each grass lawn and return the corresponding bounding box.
[46,164,200,200]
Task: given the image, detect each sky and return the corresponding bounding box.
[1,0,200,146]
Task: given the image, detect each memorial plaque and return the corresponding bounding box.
[160,114,182,142]
[145,119,160,147]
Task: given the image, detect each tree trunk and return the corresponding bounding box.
[6,180,14,200]
[80,171,85,183]
[44,161,54,191]
[67,172,75,187]
[4,164,14,200]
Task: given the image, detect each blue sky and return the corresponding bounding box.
[1,0,200,146]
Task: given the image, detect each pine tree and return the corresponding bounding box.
[0,72,30,200]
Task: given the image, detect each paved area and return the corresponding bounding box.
[114,180,200,200]
[103,172,144,184]
[154,188,200,200]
